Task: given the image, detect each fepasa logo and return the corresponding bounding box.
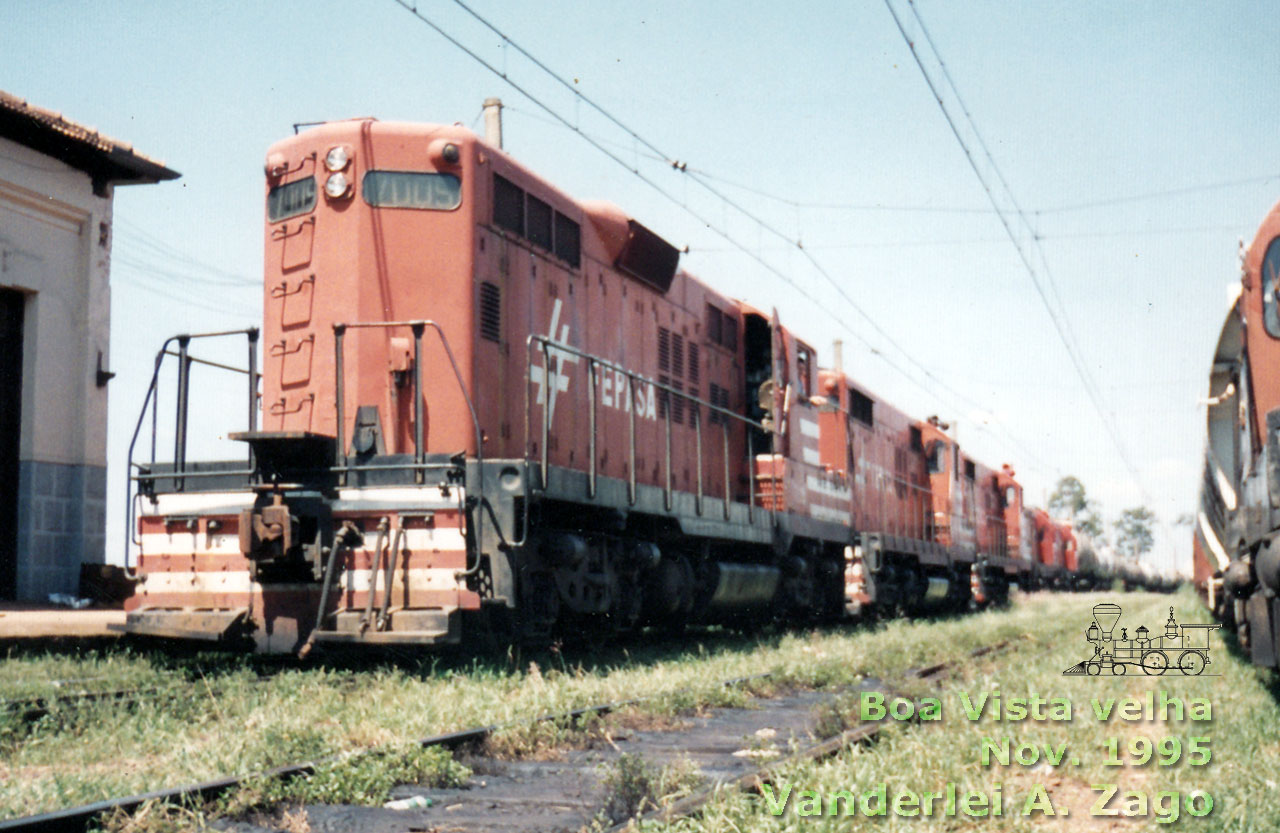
[529,299,578,422]
[529,298,657,423]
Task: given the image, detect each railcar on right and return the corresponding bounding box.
[1198,199,1280,667]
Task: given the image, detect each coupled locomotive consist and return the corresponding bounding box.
[1195,197,1280,667]
[119,116,1079,652]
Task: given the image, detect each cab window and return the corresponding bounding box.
[1264,238,1280,338]
[362,171,461,210]
[796,344,813,399]
[926,442,946,473]
[266,177,316,222]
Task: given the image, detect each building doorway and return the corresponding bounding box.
[0,287,23,599]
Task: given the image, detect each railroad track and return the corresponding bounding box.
[0,671,776,833]
[0,617,810,726]
[610,640,1010,832]
[0,639,1015,833]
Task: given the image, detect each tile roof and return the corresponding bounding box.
[0,89,180,196]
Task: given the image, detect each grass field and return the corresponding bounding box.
[1,594,1062,819]
[667,590,1277,832]
[3,589,1271,832]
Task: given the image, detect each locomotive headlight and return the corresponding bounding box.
[324,172,352,199]
[324,145,350,172]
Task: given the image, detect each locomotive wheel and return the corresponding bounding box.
[1178,650,1207,676]
[1141,650,1169,676]
[1113,660,1127,676]
[1086,661,1101,676]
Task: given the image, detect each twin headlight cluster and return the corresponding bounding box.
[323,145,353,199]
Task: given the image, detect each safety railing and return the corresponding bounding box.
[331,320,482,485]
[523,334,777,526]
[124,328,260,567]
[981,514,1009,559]
[873,471,934,543]
[331,320,489,580]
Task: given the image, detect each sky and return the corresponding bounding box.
[5,0,1279,577]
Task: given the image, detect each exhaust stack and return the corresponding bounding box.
[483,97,503,149]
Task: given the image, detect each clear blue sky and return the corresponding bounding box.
[5,0,1278,576]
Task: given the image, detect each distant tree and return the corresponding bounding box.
[1114,506,1157,560]
[1048,476,1106,541]
[1078,509,1105,539]
[1048,476,1089,518]
[1173,512,1195,527]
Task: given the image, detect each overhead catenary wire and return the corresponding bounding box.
[885,0,1124,465]
[387,0,1063,478]
[883,0,1169,544]
[500,105,1280,218]
[1035,173,1280,215]
[689,222,1249,253]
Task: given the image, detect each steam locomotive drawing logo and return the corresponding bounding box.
[1063,604,1220,677]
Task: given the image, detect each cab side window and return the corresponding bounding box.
[1264,238,1280,338]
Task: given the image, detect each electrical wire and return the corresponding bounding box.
[1035,173,1280,215]
[885,0,1171,545]
[388,0,1063,478]
[688,222,1247,253]
[499,106,1280,218]
[114,219,260,286]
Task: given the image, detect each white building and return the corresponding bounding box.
[0,90,178,601]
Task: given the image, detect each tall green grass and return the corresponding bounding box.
[0,593,1135,819]
[671,591,1277,832]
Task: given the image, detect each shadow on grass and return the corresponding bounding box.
[1213,618,1280,706]
[0,590,1013,696]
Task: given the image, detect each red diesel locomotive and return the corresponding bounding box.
[120,116,1075,652]
[1195,197,1280,667]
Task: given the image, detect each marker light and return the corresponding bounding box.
[324,172,352,199]
[324,145,350,172]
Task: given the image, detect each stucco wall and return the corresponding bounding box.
[0,135,114,599]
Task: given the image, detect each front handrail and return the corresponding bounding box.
[331,320,482,484]
[333,319,487,578]
[123,328,260,570]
